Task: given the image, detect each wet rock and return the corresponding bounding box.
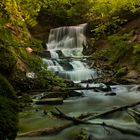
[105,92,117,96]
[32,50,51,58]
[68,90,84,97]
[94,83,112,92]
[56,50,65,58]
[57,60,73,70]
[88,134,94,140]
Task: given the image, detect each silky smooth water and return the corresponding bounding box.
[17,24,140,140]
[17,85,140,140]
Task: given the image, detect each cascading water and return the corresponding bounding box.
[44,23,97,82]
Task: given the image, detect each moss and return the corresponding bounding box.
[75,128,88,140]
[0,74,18,140]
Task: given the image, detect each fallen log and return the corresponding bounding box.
[34,98,63,105]
[18,101,140,137]
[28,87,97,92]
[18,112,90,137]
[50,101,140,135]
[18,123,73,137]
[51,107,140,136]
[84,100,140,121]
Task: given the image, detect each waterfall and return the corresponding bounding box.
[45,24,97,82]
[47,23,87,50]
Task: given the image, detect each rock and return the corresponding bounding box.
[56,50,65,58]
[32,50,51,58]
[68,90,84,97]
[94,83,112,92]
[105,92,117,96]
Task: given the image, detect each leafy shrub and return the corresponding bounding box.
[133,44,140,54]
[108,34,133,64]
[115,67,128,78]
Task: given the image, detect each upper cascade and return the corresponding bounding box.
[46,23,87,51]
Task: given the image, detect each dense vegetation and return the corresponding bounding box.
[0,0,140,139]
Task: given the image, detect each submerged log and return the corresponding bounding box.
[18,123,73,137]
[84,100,140,121]
[34,98,63,105]
[18,112,90,137]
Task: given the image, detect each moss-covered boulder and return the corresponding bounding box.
[0,74,18,140]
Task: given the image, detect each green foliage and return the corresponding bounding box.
[17,0,47,27]
[75,128,88,140]
[107,34,133,64]
[130,53,140,70]
[37,64,66,89]
[133,44,140,54]
[88,0,140,38]
[108,31,133,45]
[115,66,128,78]
[0,74,18,140]
[38,0,92,26]
[13,48,66,91]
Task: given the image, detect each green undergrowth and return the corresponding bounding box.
[12,48,66,92]
[92,31,140,73]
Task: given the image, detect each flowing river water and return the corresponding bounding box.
[17,24,140,140]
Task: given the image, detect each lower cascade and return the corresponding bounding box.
[43,23,97,82]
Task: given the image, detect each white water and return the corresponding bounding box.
[17,84,140,140]
[47,23,87,50]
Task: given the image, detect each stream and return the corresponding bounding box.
[17,24,140,140]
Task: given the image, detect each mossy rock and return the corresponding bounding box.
[0,46,17,77]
